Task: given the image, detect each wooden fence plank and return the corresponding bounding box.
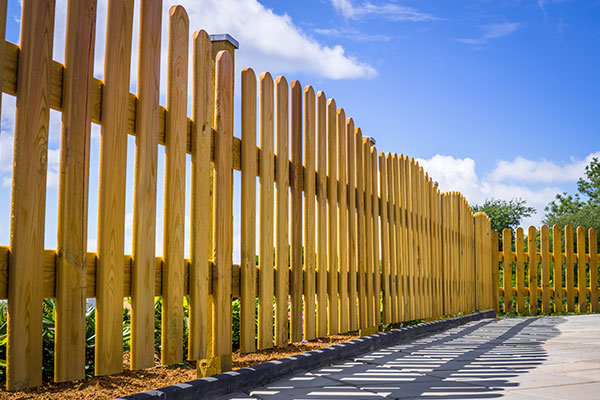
[131,0,161,370]
[258,72,274,349]
[7,0,55,389]
[315,91,328,338]
[565,225,575,312]
[240,68,257,353]
[346,119,358,331]
[392,155,402,322]
[400,156,410,320]
[577,226,587,313]
[189,30,212,360]
[275,76,289,346]
[502,229,513,313]
[363,138,374,329]
[54,0,96,382]
[540,225,551,313]
[528,226,538,314]
[516,228,525,313]
[161,5,189,366]
[553,224,563,312]
[337,108,348,333]
[590,229,598,313]
[371,147,381,327]
[327,98,338,335]
[379,153,391,324]
[95,0,134,377]
[387,154,397,322]
[303,86,316,340]
[212,50,234,371]
[492,230,499,312]
[356,129,366,330]
[290,80,303,342]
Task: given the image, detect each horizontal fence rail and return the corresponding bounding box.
[0,0,496,391]
[495,226,599,314]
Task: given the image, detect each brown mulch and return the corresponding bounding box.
[0,333,359,400]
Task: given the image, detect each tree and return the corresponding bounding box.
[543,157,600,232]
[472,198,536,233]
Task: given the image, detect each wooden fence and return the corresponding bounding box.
[0,0,496,390]
[495,226,599,314]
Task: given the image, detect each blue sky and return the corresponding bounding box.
[0,0,598,258]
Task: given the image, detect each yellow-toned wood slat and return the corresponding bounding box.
[275,76,289,346]
[565,225,575,312]
[515,228,525,313]
[392,155,403,322]
[95,0,134,377]
[590,229,598,313]
[257,72,274,350]
[528,226,538,314]
[212,50,234,371]
[540,225,550,313]
[363,138,374,330]
[131,0,162,370]
[355,128,367,330]
[315,91,328,338]
[346,119,358,331]
[290,80,303,342]
[371,146,380,327]
[54,0,96,383]
[371,146,381,327]
[502,229,513,313]
[161,5,189,366]
[188,29,213,361]
[387,154,397,322]
[400,156,410,320]
[240,68,257,353]
[492,230,500,311]
[303,86,317,340]
[379,153,391,324]
[577,226,587,313]
[553,225,563,312]
[337,108,349,333]
[327,98,338,335]
[7,0,55,390]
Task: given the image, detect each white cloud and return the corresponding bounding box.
[330,0,437,22]
[416,154,570,227]
[489,152,600,183]
[168,0,375,79]
[456,22,521,46]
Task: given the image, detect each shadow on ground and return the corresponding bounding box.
[225,317,566,399]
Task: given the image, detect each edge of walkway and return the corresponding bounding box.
[117,310,496,400]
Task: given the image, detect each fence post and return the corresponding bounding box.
[212,49,234,372]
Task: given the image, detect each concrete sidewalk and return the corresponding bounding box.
[223,314,600,399]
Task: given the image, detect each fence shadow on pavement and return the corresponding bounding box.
[228,317,564,399]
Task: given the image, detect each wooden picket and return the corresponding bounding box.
[494,225,599,315]
[1,1,507,391]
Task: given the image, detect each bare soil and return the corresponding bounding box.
[0,334,358,399]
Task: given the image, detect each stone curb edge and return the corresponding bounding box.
[117,310,496,400]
